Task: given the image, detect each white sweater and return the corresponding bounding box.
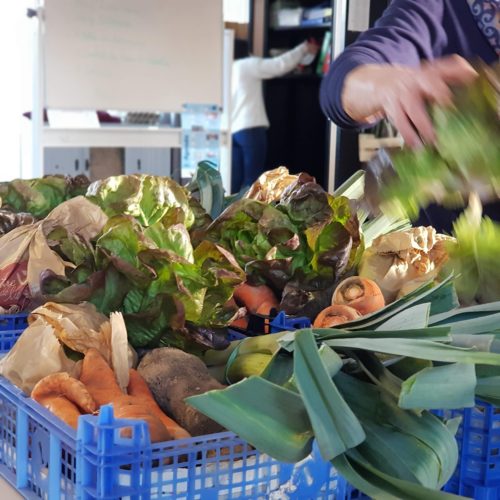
[231,42,309,134]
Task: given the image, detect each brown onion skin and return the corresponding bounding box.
[313,304,361,328]
[333,277,385,315]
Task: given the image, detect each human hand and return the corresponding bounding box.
[305,39,320,56]
[341,55,477,148]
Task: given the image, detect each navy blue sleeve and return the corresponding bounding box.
[320,0,447,129]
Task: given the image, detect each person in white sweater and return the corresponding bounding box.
[231,39,319,193]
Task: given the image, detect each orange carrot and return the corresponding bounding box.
[233,283,279,314]
[40,396,82,429]
[79,348,124,406]
[230,316,249,329]
[112,395,173,443]
[32,372,97,413]
[31,372,97,429]
[313,305,361,328]
[255,301,278,316]
[333,277,385,315]
[127,369,191,440]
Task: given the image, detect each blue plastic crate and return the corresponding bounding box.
[227,311,311,342]
[0,374,350,499]
[0,312,28,354]
[269,311,311,333]
[0,312,29,332]
[433,400,500,499]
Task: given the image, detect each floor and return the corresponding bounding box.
[0,478,22,499]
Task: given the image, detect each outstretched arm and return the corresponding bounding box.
[319,0,476,147]
[250,41,318,79]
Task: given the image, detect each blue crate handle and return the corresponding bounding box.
[270,311,311,333]
[77,405,153,499]
[278,442,349,499]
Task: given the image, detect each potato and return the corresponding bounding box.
[138,348,226,437]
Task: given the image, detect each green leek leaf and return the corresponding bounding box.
[186,376,314,463]
[294,330,365,460]
[376,303,430,330]
[399,363,476,410]
[325,337,500,365]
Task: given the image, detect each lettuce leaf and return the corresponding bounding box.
[86,174,195,228]
[208,186,362,299]
[0,174,90,218]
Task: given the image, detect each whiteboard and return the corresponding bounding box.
[44,0,223,112]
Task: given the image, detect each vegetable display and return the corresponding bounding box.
[190,278,500,498]
[0,67,498,499]
[208,173,363,320]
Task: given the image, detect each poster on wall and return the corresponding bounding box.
[181,104,221,179]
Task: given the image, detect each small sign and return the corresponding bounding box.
[181,104,221,178]
[47,110,100,128]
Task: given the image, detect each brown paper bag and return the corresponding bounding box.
[0,302,133,394]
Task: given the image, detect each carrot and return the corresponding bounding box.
[333,277,385,315]
[127,369,191,440]
[230,316,249,329]
[79,348,124,406]
[233,283,279,314]
[79,350,180,443]
[39,396,82,429]
[31,372,97,429]
[313,304,361,328]
[255,301,277,316]
[32,372,97,414]
[112,395,173,443]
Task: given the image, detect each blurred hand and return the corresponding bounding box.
[341,55,477,148]
[306,40,320,56]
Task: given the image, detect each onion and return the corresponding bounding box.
[333,276,385,315]
[313,304,361,328]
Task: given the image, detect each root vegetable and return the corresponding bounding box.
[230,316,249,330]
[80,349,183,443]
[112,395,173,443]
[255,301,278,316]
[38,396,82,429]
[313,305,361,328]
[138,348,226,436]
[79,347,124,406]
[31,372,97,429]
[333,277,385,315]
[233,283,279,314]
[127,369,191,440]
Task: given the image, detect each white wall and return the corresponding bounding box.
[223,0,249,23]
[0,1,36,181]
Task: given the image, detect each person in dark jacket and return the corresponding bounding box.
[320,0,499,232]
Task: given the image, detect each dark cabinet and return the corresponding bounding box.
[250,0,390,190]
[255,2,333,187]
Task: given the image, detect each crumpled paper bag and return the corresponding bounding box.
[0,302,134,394]
[359,226,454,302]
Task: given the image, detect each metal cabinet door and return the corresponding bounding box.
[124,148,171,177]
